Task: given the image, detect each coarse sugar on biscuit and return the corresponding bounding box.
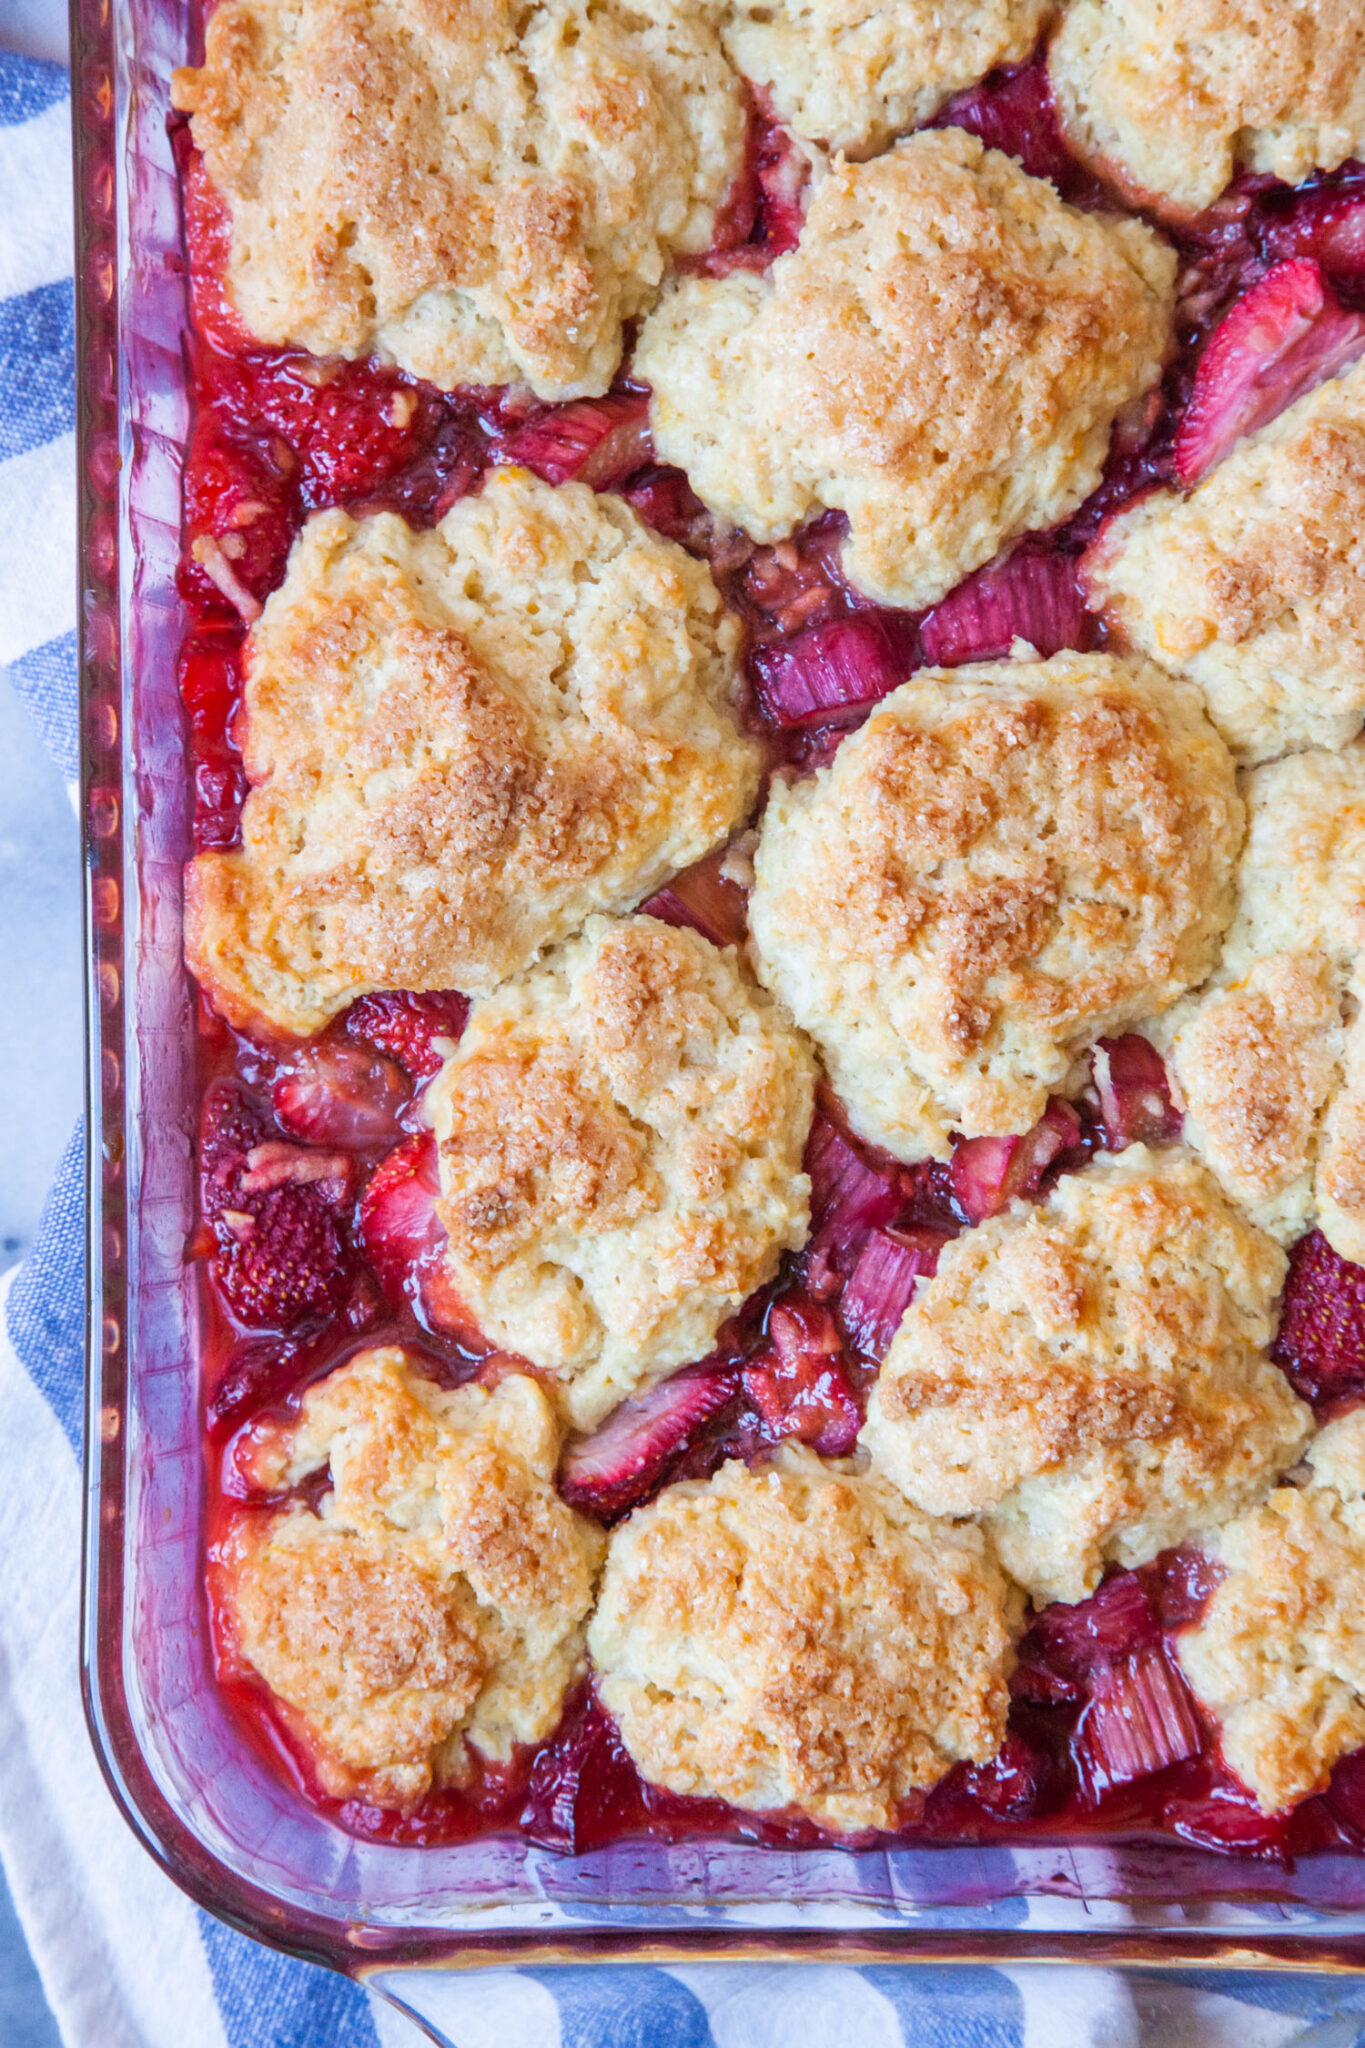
[748,651,1241,1163]
[1083,361,1365,765]
[185,468,759,1038]
[1155,748,1365,1260]
[1177,1410,1365,1813]
[587,1446,1023,1831]
[1049,0,1365,219]
[171,0,746,398]
[860,1146,1311,1607]
[425,914,815,1429]
[216,1348,603,1808]
[634,129,1175,611]
[718,0,1052,156]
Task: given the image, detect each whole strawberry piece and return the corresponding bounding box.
[343,989,470,1078]
[199,1080,355,1331]
[1272,1228,1365,1414]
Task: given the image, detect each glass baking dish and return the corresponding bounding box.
[72,0,1365,2012]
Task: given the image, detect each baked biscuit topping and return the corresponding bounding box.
[1178,1410,1365,1813]
[749,652,1241,1162]
[1050,0,1365,218]
[718,0,1052,156]
[426,915,815,1428]
[171,0,746,397]
[634,129,1175,610]
[217,1349,603,1807]
[588,1447,1022,1831]
[1084,362,1365,765]
[186,469,758,1036]
[1157,748,1365,1260]
[861,1146,1312,1606]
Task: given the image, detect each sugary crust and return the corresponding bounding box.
[861,1146,1311,1606]
[1050,0,1365,219]
[1159,748,1365,1260]
[426,915,816,1428]
[170,0,746,398]
[1178,1411,1365,1813]
[719,0,1052,156]
[748,652,1242,1162]
[217,1349,603,1807]
[1083,363,1365,765]
[588,1447,1023,1831]
[185,469,759,1036]
[634,129,1175,610]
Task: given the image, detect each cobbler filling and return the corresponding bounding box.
[177,54,1365,1857]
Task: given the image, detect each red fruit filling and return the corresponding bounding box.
[495,389,653,491]
[1074,1646,1203,1801]
[1272,1228,1365,1415]
[838,1225,949,1360]
[641,845,750,949]
[741,1300,860,1456]
[931,52,1103,207]
[199,1081,356,1331]
[272,1041,410,1150]
[558,1362,740,1523]
[919,543,1093,667]
[1088,1034,1182,1151]
[949,1098,1088,1224]
[684,94,811,277]
[343,989,470,1078]
[357,1130,480,1348]
[748,610,918,729]
[1174,258,1365,483]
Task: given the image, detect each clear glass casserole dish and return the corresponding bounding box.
[72,0,1365,2013]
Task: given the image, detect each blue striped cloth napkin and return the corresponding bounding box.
[3,39,1365,2048]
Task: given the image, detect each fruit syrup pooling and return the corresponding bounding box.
[178,56,1365,1858]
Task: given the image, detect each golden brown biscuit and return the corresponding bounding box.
[171,0,746,397]
[749,652,1241,1162]
[1177,1411,1365,1813]
[426,915,815,1428]
[1084,362,1365,765]
[186,469,759,1037]
[1156,748,1365,1260]
[588,1447,1022,1831]
[217,1349,603,1807]
[861,1146,1312,1606]
[1050,0,1365,218]
[635,129,1175,610]
[719,0,1052,155]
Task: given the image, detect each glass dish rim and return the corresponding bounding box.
[71,0,1365,1980]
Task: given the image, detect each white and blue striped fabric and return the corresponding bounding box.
[2,39,1365,2048]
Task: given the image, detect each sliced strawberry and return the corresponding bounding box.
[1089,1034,1181,1151]
[272,1041,410,1149]
[749,611,917,729]
[932,53,1099,204]
[838,1225,949,1359]
[206,1337,306,1439]
[1259,186,1365,290]
[199,1081,356,1331]
[1272,1228,1365,1414]
[558,1361,739,1522]
[742,1299,860,1456]
[1174,259,1365,484]
[642,846,750,949]
[357,1131,484,1344]
[343,989,470,1078]
[920,545,1093,668]
[1075,1644,1203,1800]
[949,1098,1087,1224]
[497,390,652,491]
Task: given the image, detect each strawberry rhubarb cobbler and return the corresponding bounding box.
[173,0,1365,1855]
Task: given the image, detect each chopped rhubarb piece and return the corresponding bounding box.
[839,1226,949,1359]
[804,1113,903,1262]
[742,1299,860,1455]
[1272,1228,1365,1412]
[343,988,469,1078]
[749,612,916,730]
[199,1081,355,1331]
[1075,1645,1203,1799]
[272,1041,409,1150]
[1174,259,1365,483]
[498,391,652,491]
[1089,1035,1181,1151]
[1026,1569,1162,1684]
[642,845,750,949]
[558,1362,738,1522]
[920,546,1093,667]
[949,1099,1086,1224]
